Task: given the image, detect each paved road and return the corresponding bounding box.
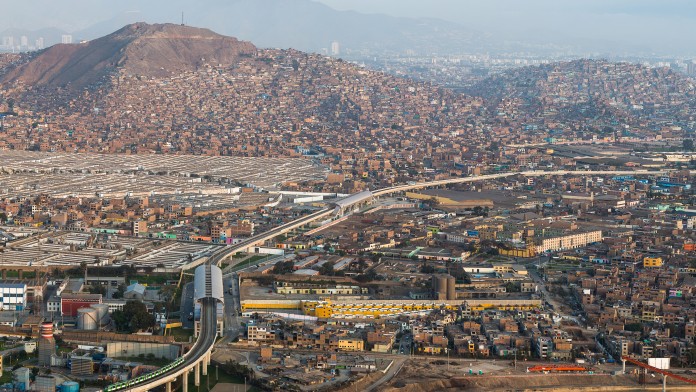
[219,272,241,343]
[181,282,195,329]
[366,358,406,392]
[529,262,596,336]
[398,333,412,355]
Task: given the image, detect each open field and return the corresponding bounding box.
[378,359,696,391]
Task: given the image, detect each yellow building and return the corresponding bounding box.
[301,299,540,319]
[499,247,536,258]
[641,309,657,322]
[421,345,446,354]
[338,338,364,352]
[241,300,302,312]
[643,257,663,268]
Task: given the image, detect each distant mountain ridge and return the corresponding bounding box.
[1,23,256,89]
[1,0,490,56]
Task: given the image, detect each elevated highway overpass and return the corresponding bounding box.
[372,169,673,197]
[204,169,675,269]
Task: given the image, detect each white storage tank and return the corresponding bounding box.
[77,308,99,330]
[90,304,110,326]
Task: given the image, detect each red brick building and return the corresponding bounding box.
[61,293,102,316]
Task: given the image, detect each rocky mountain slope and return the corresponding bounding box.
[1,23,256,89]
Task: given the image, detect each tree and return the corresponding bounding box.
[450,264,471,283]
[271,260,294,275]
[0,212,7,224]
[354,269,377,283]
[683,138,694,151]
[87,284,106,296]
[112,300,155,333]
[318,261,335,276]
[504,282,521,293]
[419,264,435,274]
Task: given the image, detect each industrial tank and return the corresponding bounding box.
[437,275,448,296]
[77,308,99,330]
[446,275,456,300]
[60,381,80,392]
[90,304,110,326]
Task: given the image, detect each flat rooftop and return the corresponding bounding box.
[0,150,326,197]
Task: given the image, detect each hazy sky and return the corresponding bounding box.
[1,0,694,56]
[318,0,696,56]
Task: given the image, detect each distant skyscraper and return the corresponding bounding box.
[688,61,696,76]
[35,37,44,50]
[20,36,28,49]
[2,36,14,49]
[61,34,73,44]
[331,41,340,56]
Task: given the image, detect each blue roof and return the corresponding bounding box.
[0,283,27,289]
[125,283,146,295]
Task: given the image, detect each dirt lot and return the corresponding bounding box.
[378,359,695,391]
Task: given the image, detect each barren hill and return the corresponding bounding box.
[1,23,256,88]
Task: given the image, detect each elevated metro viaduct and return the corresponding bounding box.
[103,264,224,392]
[193,263,225,338]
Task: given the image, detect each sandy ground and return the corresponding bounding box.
[377,359,696,392]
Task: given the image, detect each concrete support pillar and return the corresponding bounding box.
[622,359,626,374]
[18,270,23,279]
[182,370,189,392]
[202,357,208,376]
[663,375,667,392]
[2,270,6,279]
[166,381,172,392]
[195,362,200,386]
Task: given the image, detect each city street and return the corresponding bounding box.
[180,281,194,329]
[218,272,241,343]
[398,333,412,355]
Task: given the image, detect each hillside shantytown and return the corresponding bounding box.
[0,8,694,392]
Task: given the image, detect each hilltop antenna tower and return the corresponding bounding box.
[181,12,185,26]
